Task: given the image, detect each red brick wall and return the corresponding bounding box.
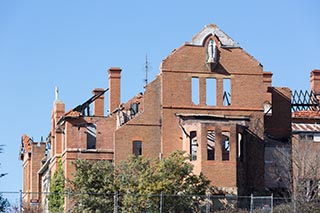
[159,35,267,194]
[114,77,161,164]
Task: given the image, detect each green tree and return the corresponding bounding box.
[156,151,210,212]
[116,155,158,212]
[69,159,115,212]
[70,151,211,212]
[0,145,9,212]
[48,159,65,212]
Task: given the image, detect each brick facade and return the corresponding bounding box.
[19,135,46,207]
[20,24,315,211]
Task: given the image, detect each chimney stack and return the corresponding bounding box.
[92,88,105,116]
[310,69,320,94]
[52,96,65,157]
[263,72,273,102]
[108,67,122,113]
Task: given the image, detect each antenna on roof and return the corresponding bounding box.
[144,54,149,87]
[55,86,59,101]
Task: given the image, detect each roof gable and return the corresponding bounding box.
[189,24,239,48]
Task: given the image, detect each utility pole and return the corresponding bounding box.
[144,54,149,87]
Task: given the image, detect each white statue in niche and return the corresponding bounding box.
[207,39,217,64]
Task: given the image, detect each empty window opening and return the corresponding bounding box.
[207,130,215,160]
[222,131,230,161]
[130,103,139,116]
[133,141,142,156]
[223,79,231,106]
[237,133,244,162]
[86,124,96,149]
[264,102,272,115]
[190,131,198,161]
[300,134,315,141]
[206,78,216,106]
[192,77,199,105]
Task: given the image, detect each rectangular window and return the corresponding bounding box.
[192,77,199,105]
[222,131,230,161]
[307,134,314,141]
[223,78,231,106]
[207,130,215,160]
[206,78,216,106]
[190,131,198,161]
[133,141,142,156]
[130,103,139,116]
[86,124,96,149]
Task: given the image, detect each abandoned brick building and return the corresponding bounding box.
[19,24,319,211]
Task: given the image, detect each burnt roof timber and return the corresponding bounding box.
[73,88,109,116]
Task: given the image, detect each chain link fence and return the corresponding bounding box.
[2,191,320,212]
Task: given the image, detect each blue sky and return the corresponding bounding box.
[0,0,319,202]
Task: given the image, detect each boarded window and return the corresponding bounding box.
[223,78,231,106]
[133,141,142,156]
[207,130,215,160]
[86,124,97,149]
[206,78,216,106]
[192,77,199,105]
[222,131,230,161]
[190,131,198,161]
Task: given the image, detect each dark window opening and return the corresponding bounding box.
[190,131,198,161]
[222,131,230,161]
[207,130,215,160]
[86,124,96,149]
[133,141,142,156]
[130,103,139,116]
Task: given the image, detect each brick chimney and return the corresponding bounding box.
[263,72,273,102]
[92,88,105,116]
[108,67,122,113]
[51,89,65,157]
[310,69,320,94]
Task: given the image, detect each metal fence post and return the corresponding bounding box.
[114,191,118,213]
[271,193,273,213]
[19,190,22,213]
[293,195,296,213]
[250,193,253,213]
[206,193,211,213]
[159,192,163,213]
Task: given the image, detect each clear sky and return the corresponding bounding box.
[0,0,319,203]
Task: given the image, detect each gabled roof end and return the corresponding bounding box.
[189,24,240,48]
